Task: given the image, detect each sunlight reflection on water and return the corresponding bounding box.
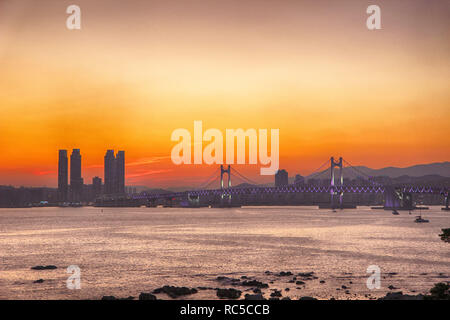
[0,206,448,300]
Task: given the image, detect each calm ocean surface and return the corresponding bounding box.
[0,206,449,300]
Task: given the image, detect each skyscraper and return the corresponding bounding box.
[294,174,305,186]
[103,149,125,195]
[92,176,102,198]
[115,151,125,194]
[58,150,68,201]
[104,150,116,195]
[275,169,288,187]
[70,149,83,201]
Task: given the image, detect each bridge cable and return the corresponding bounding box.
[201,176,220,190]
[230,172,257,187]
[306,159,331,180]
[342,159,382,186]
[196,167,221,189]
[230,167,260,186]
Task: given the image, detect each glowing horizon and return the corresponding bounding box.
[0,0,449,188]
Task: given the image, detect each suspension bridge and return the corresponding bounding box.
[126,157,449,210]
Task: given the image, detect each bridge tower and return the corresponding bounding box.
[220,165,231,189]
[330,157,344,209]
[220,165,232,205]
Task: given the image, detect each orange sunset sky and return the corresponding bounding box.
[0,0,449,188]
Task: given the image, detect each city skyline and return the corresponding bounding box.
[57,148,126,201]
[7,151,450,189]
[0,0,449,187]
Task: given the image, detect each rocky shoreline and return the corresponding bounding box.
[92,270,449,301]
[28,265,449,300]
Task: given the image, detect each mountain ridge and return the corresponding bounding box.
[303,161,450,180]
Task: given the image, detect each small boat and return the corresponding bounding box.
[414,215,429,223]
[392,210,399,215]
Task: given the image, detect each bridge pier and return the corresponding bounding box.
[210,192,239,208]
[187,193,200,207]
[383,187,415,210]
[330,157,343,209]
[383,187,401,209]
[442,192,450,211]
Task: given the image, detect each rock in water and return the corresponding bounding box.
[241,280,269,288]
[270,290,282,298]
[378,292,424,300]
[216,288,242,299]
[31,265,57,270]
[297,272,314,277]
[215,276,241,286]
[388,285,397,290]
[139,293,157,300]
[277,271,293,276]
[244,293,264,300]
[299,296,317,300]
[152,286,198,299]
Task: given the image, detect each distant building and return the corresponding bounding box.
[58,150,68,201]
[104,150,116,194]
[126,186,136,195]
[70,149,83,201]
[92,176,102,198]
[294,174,305,186]
[115,151,125,194]
[275,169,288,187]
[104,150,125,195]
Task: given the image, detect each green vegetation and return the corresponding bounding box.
[425,282,450,300]
[439,228,450,243]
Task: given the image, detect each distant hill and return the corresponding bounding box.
[304,161,450,180]
[233,183,257,188]
[165,186,203,192]
[135,187,172,194]
[389,174,450,185]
